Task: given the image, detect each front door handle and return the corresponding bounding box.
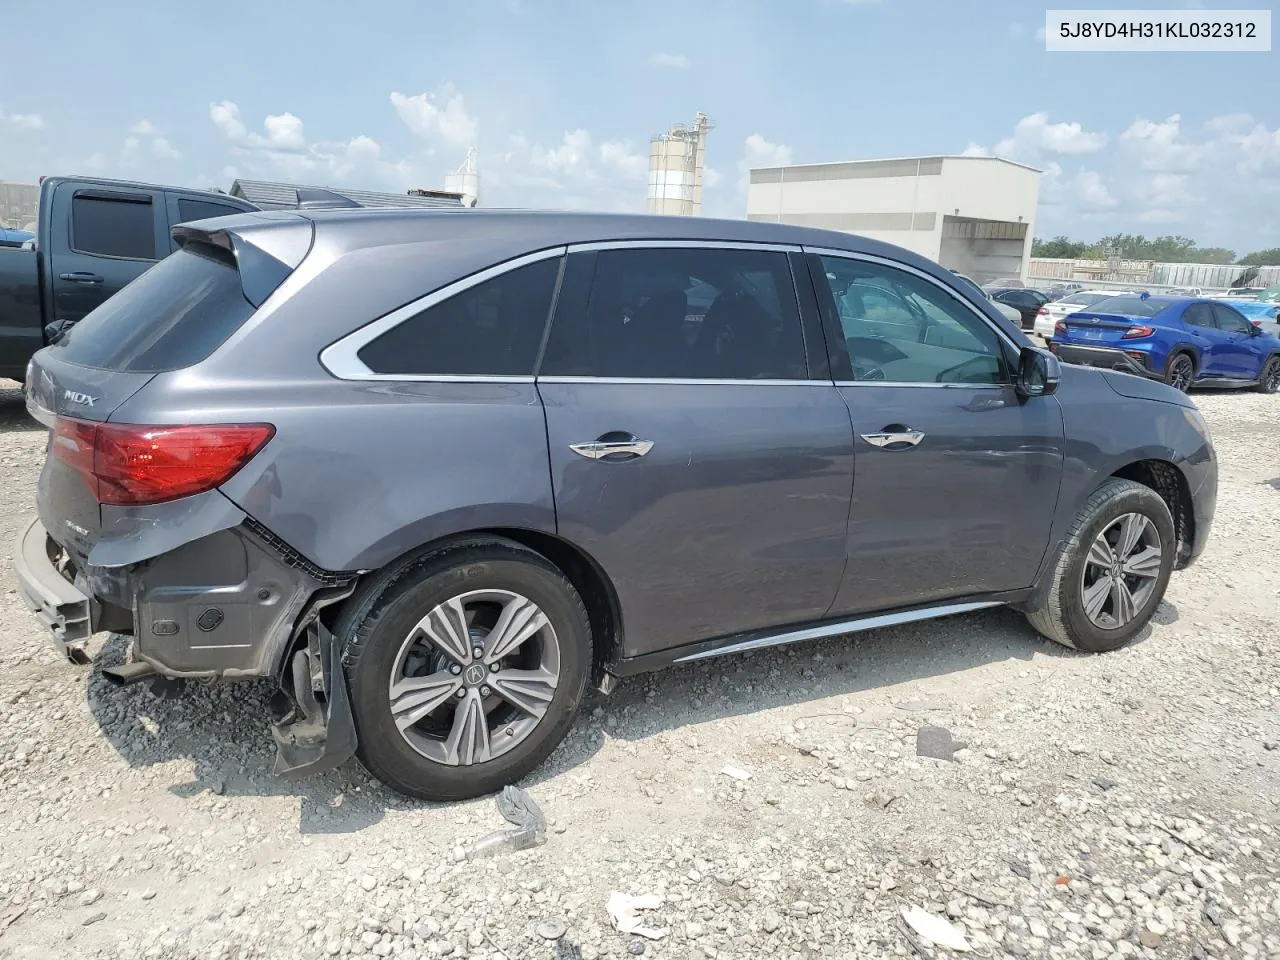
[569,435,655,460]
[58,272,104,284]
[861,426,925,449]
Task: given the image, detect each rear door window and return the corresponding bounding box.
[71,193,156,260]
[1182,303,1215,328]
[50,244,256,372]
[355,256,562,377]
[176,198,246,224]
[540,246,808,380]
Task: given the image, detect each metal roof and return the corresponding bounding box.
[229,179,465,210]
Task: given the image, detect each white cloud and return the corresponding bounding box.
[210,100,247,141]
[1119,114,1200,172]
[531,129,594,174]
[0,106,44,131]
[599,139,646,178]
[961,142,988,157]
[151,137,182,161]
[992,112,1107,158]
[390,85,478,148]
[208,99,412,188]
[1074,170,1117,208]
[651,52,689,69]
[131,119,157,136]
[1034,26,1047,42]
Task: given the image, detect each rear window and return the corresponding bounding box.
[50,246,254,373]
[1088,295,1162,318]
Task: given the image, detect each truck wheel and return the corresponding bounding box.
[337,537,592,801]
[1163,352,1194,393]
[1257,356,1280,394]
[1024,478,1175,653]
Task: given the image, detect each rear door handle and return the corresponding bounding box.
[861,427,925,449]
[569,436,655,460]
[58,272,103,284]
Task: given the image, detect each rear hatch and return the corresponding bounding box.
[26,213,311,563]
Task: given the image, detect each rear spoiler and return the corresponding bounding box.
[173,213,314,308]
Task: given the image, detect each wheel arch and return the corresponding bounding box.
[318,526,625,683]
[1108,458,1194,564]
[1164,343,1199,373]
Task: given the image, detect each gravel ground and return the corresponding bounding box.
[0,380,1277,960]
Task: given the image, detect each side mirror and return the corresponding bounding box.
[1247,323,1262,336]
[1015,346,1060,398]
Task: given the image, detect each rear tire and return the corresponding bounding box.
[338,537,592,802]
[1025,478,1175,653]
[1256,355,1280,394]
[1163,352,1195,393]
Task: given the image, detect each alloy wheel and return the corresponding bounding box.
[1169,356,1193,392]
[387,589,561,766]
[1079,513,1163,630]
[1265,359,1280,392]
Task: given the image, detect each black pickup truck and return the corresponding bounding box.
[0,176,256,382]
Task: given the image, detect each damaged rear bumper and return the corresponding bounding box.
[14,517,94,663]
[11,511,361,780]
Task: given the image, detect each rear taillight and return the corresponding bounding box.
[1037,306,1049,316]
[1121,325,1154,339]
[1054,320,1068,335]
[1251,319,1262,326]
[52,418,274,505]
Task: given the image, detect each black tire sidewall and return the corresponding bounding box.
[1055,486,1176,652]
[346,554,590,801]
[1165,353,1193,392]
[1260,356,1280,394]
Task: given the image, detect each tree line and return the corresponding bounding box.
[1032,234,1280,267]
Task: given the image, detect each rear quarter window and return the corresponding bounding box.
[50,245,255,373]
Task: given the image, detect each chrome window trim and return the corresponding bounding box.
[673,600,1004,663]
[802,245,1023,355]
[567,239,803,254]
[832,381,1008,389]
[537,376,826,387]
[319,245,568,381]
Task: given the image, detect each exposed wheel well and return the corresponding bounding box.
[320,528,624,682]
[1110,459,1193,561]
[1167,348,1196,372]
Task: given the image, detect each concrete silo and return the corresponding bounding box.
[646,113,713,216]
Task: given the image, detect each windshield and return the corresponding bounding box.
[1087,295,1162,318]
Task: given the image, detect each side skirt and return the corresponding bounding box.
[607,592,1028,678]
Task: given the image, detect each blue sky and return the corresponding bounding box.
[2,0,1277,253]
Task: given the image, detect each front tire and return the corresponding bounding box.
[1164,352,1195,393]
[338,538,592,801]
[1256,355,1280,394]
[1025,478,1175,653]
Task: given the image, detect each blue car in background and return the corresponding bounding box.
[1050,293,1280,394]
[1227,299,1280,338]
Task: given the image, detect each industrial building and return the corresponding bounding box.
[228,179,467,211]
[0,180,38,230]
[747,155,1040,283]
[647,113,713,216]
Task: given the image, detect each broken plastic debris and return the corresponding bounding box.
[720,764,752,782]
[454,786,547,861]
[900,905,971,952]
[606,892,668,940]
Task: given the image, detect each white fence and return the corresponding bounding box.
[1028,258,1280,293]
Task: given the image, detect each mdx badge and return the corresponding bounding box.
[63,389,96,407]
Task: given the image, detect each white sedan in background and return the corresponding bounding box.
[1034,289,1134,340]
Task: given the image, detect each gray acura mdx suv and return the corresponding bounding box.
[15,209,1216,800]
